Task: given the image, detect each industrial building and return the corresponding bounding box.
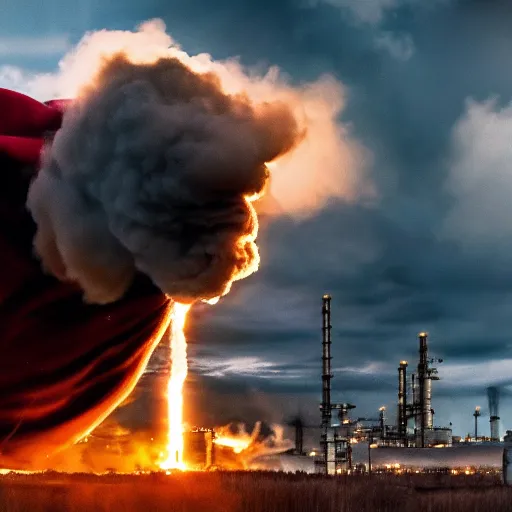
[316,295,456,475]
[407,331,452,448]
[181,294,508,474]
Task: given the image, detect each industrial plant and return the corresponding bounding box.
[78,292,511,475]
[315,294,508,476]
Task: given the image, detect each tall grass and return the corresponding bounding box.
[0,471,510,512]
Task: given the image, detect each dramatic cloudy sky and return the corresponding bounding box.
[4,0,512,442]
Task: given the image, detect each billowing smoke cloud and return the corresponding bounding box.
[27,55,299,305]
[25,19,369,304]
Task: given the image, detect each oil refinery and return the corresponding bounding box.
[314,294,509,476]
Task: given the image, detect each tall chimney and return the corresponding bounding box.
[321,295,332,428]
[411,372,416,420]
[488,387,500,442]
[379,406,386,439]
[398,361,408,442]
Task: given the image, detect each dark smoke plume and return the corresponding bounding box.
[487,386,500,417]
[27,54,301,305]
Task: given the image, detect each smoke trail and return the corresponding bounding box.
[27,52,300,304]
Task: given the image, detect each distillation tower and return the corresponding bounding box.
[317,295,355,475]
[405,332,451,447]
[417,332,435,447]
[397,361,408,445]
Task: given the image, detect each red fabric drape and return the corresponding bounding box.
[0,88,171,468]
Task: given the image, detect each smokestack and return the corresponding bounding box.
[379,406,386,439]
[321,294,332,428]
[473,406,481,441]
[488,387,500,442]
[398,361,408,441]
[413,332,442,448]
[411,373,416,415]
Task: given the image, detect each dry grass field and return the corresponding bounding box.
[0,471,511,512]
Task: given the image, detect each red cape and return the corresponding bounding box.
[0,88,171,467]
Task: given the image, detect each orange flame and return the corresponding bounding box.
[213,422,260,454]
[213,436,251,454]
[159,302,191,471]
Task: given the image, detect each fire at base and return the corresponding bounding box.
[157,302,292,472]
